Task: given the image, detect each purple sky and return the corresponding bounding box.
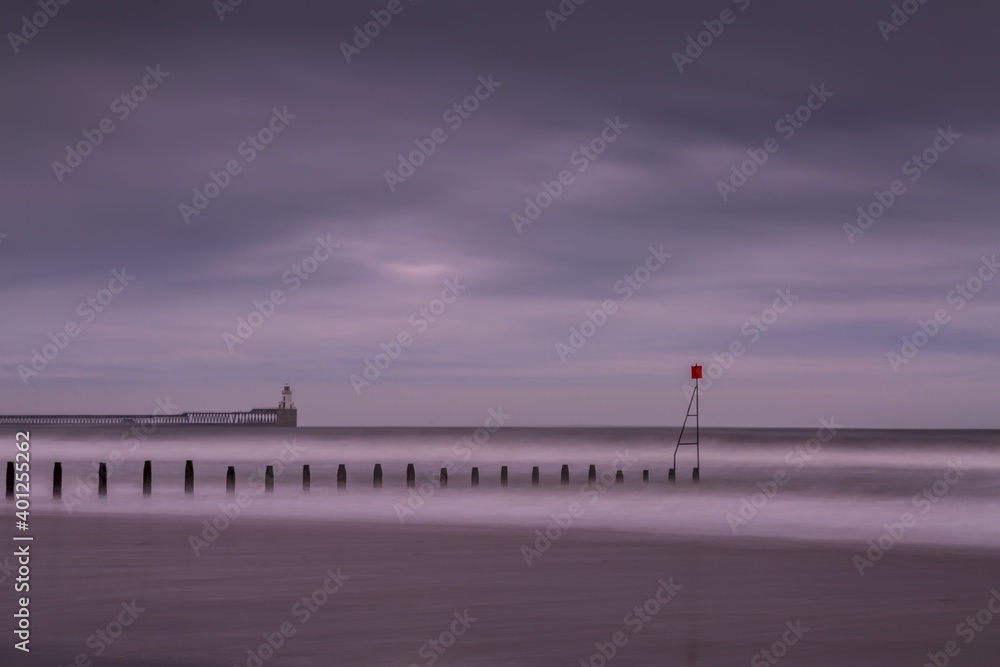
[1,1,997,427]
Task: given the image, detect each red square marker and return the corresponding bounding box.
[691,365,703,380]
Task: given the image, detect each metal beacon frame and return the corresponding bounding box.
[669,364,701,482]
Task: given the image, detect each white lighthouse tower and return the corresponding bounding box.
[279,383,295,410]
[277,383,297,426]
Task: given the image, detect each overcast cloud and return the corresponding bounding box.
[0,0,997,427]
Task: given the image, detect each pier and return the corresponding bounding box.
[0,408,294,427]
[0,384,298,427]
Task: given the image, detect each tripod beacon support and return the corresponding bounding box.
[669,364,701,483]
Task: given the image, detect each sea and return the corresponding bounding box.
[4,426,1000,666]
[11,425,1000,548]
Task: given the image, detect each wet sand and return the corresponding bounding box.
[4,513,1000,666]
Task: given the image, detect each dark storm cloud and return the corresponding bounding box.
[0,0,997,426]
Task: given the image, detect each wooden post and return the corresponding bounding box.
[588,464,596,484]
[439,468,448,488]
[337,464,346,489]
[561,464,569,486]
[302,465,310,491]
[642,469,649,484]
[226,466,235,494]
[5,462,13,499]
[500,465,508,487]
[373,464,382,488]
[265,465,274,493]
[406,464,415,488]
[53,462,62,498]
[668,468,676,482]
[142,461,151,496]
[531,466,539,487]
[98,463,108,497]
[693,467,700,482]
[184,460,194,495]
[615,470,624,484]
[471,467,479,487]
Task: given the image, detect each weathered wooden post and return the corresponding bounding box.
[142,461,151,496]
[5,462,13,498]
[226,466,235,494]
[615,470,624,484]
[302,465,310,491]
[531,466,539,487]
[337,464,346,489]
[406,464,415,488]
[98,463,108,497]
[184,460,194,495]
[265,465,274,493]
[439,468,448,488]
[561,464,569,486]
[642,470,649,484]
[500,465,508,487]
[53,462,62,498]
[471,467,479,487]
[588,464,596,484]
[373,464,383,488]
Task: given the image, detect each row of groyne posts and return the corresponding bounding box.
[4,460,699,498]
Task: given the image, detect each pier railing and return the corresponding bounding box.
[0,409,283,426]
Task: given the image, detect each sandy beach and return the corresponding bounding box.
[4,512,1000,666]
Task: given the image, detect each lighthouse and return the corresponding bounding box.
[277,383,297,426]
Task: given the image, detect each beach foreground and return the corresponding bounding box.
[4,513,1000,666]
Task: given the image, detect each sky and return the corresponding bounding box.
[0,0,997,428]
